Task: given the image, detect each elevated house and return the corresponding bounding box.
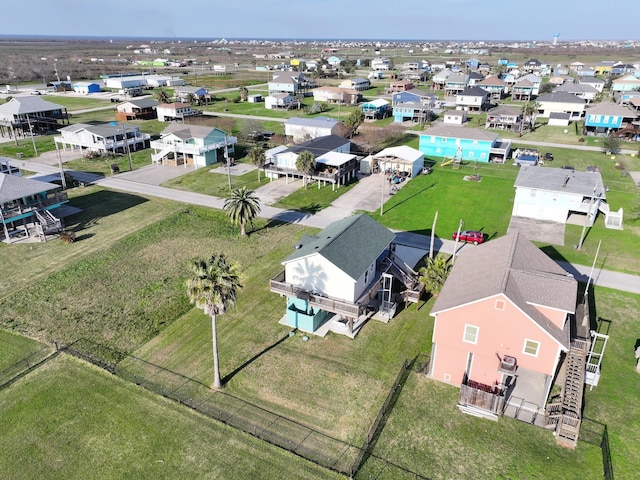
[467,71,484,86]
[485,104,522,132]
[578,77,605,93]
[150,123,236,168]
[431,68,452,91]
[55,122,151,154]
[476,75,509,101]
[611,63,635,76]
[429,231,586,446]
[156,102,200,122]
[444,73,469,97]
[536,92,586,120]
[455,86,490,112]
[265,93,296,110]
[115,98,159,121]
[387,80,414,93]
[583,102,639,138]
[0,173,68,243]
[268,71,315,96]
[0,96,69,139]
[611,74,640,94]
[269,214,422,337]
[361,99,390,120]
[0,157,20,176]
[311,86,361,105]
[392,88,436,123]
[521,58,543,74]
[263,135,355,189]
[284,116,341,143]
[419,124,511,163]
[173,86,210,104]
[512,166,621,229]
[510,74,542,102]
[339,77,370,91]
[392,89,437,108]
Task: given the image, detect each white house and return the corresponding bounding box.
[150,123,236,168]
[54,122,150,154]
[455,86,489,112]
[339,77,370,91]
[512,166,612,226]
[284,116,341,143]
[443,110,467,125]
[269,214,420,337]
[371,146,425,178]
[536,92,587,120]
[156,102,199,122]
[265,93,295,110]
[371,58,391,71]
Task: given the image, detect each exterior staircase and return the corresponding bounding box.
[380,251,424,304]
[553,340,589,449]
[151,146,174,164]
[35,208,62,235]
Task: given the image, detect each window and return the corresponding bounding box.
[495,299,505,310]
[463,324,479,344]
[530,189,537,198]
[523,339,540,356]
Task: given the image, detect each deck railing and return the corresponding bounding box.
[1,191,68,220]
[459,378,505,415]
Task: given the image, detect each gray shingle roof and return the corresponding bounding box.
[285,116,338,128]
[514,165,606,197]
[431,232,576,348]
[122,98,159,108]
[0,172,58,203]
[422,124,498,142]
[283,214,395,280]
[537,91,586,104]
[585,102,636,117]
[459,86,488,97]
[0,96,64,115]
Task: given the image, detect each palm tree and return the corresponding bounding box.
[295,150,315,189]
[247,146,266,182]
[154,89,170,104]
[520,101,537,136]
[185,92,197,105]
[186,254,242,389]
[224,187,261,236]
[239,86,249,102]
[418,255,452,297]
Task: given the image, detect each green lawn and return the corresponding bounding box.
[0,355,342,480]
[273,177,361,212]
[161,161,264,197]
[0,329,47,371]
[41,95,113,111]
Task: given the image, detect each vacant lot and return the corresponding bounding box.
[0,354,342,480]
[0,329,47,371]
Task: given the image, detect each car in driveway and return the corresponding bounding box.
[452,230,484,245]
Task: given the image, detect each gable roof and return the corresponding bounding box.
[283,214,395,280]
[422,124,498,142]
[121,98,159,109]
[0,96,64,115]
[585,102,635,117]
[487,104,520,116]
[0,172,58,203]
[158,102,191,109]
[458,86,488,97]
[58,122,137,137]
[431,232,576,348]
[514,166,606,197]
[161,123,226,140]
[553,83,598,95]
[537,91,586,104]
[373,145,424,163]
[361,98,389,108]
[477,75,507,87]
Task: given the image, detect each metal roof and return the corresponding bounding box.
[514,166,606,198]
[0,172,58,204]
[0,96,64,115]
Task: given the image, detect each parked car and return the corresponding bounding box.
[30,90,42,95]
[452,230,484,245]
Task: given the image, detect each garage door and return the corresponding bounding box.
[515,203,538,218]
[541,206,567,223]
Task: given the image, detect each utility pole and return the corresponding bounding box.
[55,143,67,190]
[225,136,232,191]
[429,211,438,260]
[26,115,37,156]
[452,219,463,264]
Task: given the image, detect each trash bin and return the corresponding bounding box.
[110,164,120,174]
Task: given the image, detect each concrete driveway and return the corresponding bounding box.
[253,177,303,204]
[507,216,566,246]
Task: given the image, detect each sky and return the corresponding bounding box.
[3,0,638,41]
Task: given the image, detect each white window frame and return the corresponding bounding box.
[463,324,479,344]
[523,339,540,357]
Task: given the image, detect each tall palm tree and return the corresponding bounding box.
[185,92,197,105]
[418,255,452,297]
[520,101,537,136]
[295,150,315,189]
[247,146,266,182]
[224,187,261,236]
[186,254,242,389]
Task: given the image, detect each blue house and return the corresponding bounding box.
[0,173,68,243]
[361,99,390,120]
[392,89,437,123]
[419,125,510,163]
[583,102,638,136]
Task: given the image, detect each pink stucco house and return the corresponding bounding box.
[429,232,579,423]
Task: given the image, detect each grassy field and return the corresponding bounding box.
[40,95,113,111]
[0,329,47,371]
[162,161,264,198]
[0,354,342,480]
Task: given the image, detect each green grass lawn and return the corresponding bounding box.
[0,354,342,480]
[0,329,47,371]
[161,161,264,197]
[63,148,154,176]
[272,177,361,212]
[41,95,113,111]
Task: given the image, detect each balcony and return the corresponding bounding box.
[1,191,68,221]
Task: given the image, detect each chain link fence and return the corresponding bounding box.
[0,345,57,390]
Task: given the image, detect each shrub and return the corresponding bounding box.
[60,231,76,243]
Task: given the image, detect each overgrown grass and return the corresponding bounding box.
[0,355,342,480]
[40,95,113,110]
[63,148,154,176]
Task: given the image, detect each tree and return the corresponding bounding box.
[154,89,170,104]
[186,254,242,389]
[295,150,315,188]
[520,101,537,136]
[185,93,197,105]
[344,109,365,138]
[602,136,621,155]
[224,187,261,236]
[239,86,249,102]
[247,146,266,182]
[418,255,452,297]
[539,82,554,95]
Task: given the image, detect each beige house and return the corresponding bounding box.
[312,86,361,105]
[536,92,586,120]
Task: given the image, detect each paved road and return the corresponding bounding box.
[9,156,640,295]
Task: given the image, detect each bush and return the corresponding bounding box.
[60,231,76,244]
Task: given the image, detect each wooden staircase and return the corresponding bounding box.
[553,340,588,449]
